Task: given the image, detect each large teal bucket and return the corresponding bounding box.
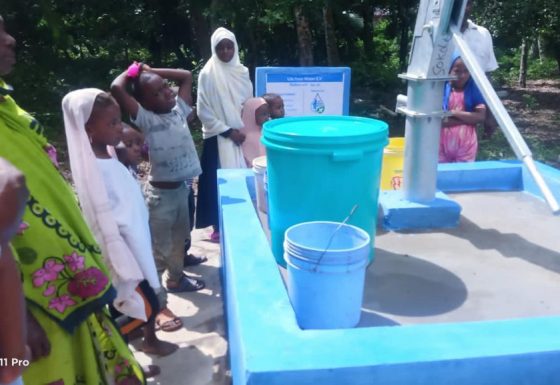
[284,221,370,329]
[262,115,388,266]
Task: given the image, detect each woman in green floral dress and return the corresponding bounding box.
[0,16,144,385]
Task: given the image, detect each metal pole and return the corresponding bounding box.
[398,0,457,203]
[402,80,445,202]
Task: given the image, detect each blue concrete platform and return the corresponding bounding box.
[379,160,559,230]
[218,161,560,385]
[379,190,462,230]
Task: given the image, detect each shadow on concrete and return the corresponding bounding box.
[245,175,256,201]
[357,310,401,327]
[140,343,229,385]
[443,217,560,274]
[362,249,468,317]
[181,262,223,318]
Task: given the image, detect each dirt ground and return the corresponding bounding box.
[470,79,560,167]
[500,79,560,166]
[503,79,560,142]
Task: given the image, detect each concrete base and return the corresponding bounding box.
[218,161,560,385]
[379,190,462,230]
[379,160,559,231]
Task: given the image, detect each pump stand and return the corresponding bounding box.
[379,0,463,230]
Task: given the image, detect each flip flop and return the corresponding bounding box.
[183,253,208,267]
[155,314,183,332]
[166,275,205,293]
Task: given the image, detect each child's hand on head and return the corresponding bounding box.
[127,61,142,79]
[127,62,151,79]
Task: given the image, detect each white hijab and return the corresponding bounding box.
[62,88,146,321]
[197,27,253,168]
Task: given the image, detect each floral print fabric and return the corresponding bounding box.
[1,79,144,384]
[22,307,144,385]
[0,82,114,331]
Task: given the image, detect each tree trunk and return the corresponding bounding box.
[360,2,374,56]
[397,2,411,72]
[530,38,539,60]
[210,0,221,31]
[245,22,259,84]
[190,4,212,59]
[294,5,314,66]
[537,35,545,63]
[399,22,410,72]
[323,3,340,66]
[518,38,528,88]
[149,34,162,66]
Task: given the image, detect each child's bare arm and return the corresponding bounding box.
[0,159,29,382]
[144,66,193,106]
[0,247,28,383]
[111,71,140,119]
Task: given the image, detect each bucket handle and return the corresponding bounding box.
[332,150,363,162]
[313,204,359,272]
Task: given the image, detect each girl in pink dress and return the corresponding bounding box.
[240,97,270,167]
[439,55,487,163]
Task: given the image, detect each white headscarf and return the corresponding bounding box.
[197,27,253,168]
[62,88,146,321]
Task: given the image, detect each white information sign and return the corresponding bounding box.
[255,67,351,117]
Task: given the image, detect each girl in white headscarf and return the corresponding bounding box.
[196,27,253,240]
[63,89,178,364]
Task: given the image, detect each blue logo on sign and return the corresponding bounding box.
[311,93,325,113]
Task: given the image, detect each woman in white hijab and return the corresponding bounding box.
[196,27,253,240]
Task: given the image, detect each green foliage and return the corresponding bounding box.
[477,129,515,161]
[527,58,560,79]
[493,49,559,86]
[350,18,401,90]
[521,94,538,109]
[478,127,560,168]
[1,0,559,166]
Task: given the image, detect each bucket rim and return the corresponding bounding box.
[264,114,388,128]
[284,252,369,273]
[252,155,267,169]
[262,115,388,147]
[284,221,371,254]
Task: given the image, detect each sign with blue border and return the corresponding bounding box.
[255,67,351,116]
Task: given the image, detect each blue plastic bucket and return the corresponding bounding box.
[262,115,388,266]
[284,221,370,329]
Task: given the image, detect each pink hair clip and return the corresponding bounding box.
[127,61,142,78]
